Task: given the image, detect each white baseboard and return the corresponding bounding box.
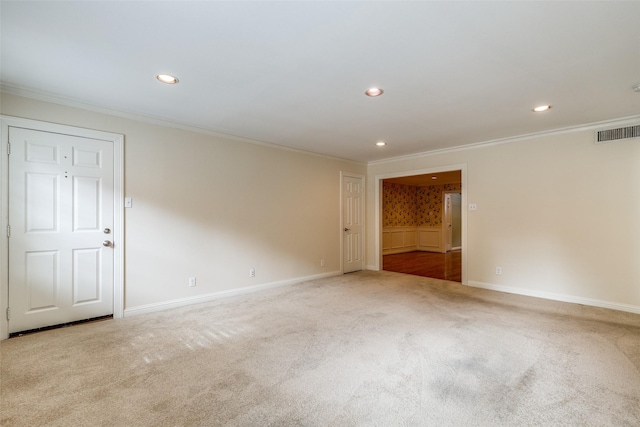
[467,281,640,315]
[366,265,379,271]
[124,271,342,317]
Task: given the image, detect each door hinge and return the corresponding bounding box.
[7,142,10,156]
[6,225,10,238]
[6,307,9,321]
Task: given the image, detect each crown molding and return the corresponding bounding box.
[0,83,365,166]
[368,114,640,166]
[4,83,638,169]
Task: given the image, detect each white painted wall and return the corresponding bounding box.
[1,93,365,313]
[367,125,640,312]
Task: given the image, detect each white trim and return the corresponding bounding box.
[467,281,640,315]
[0,122,9,340]
[374,165,467,285]
[125,271,342,317]
[1,84,365,167]
[368,114,640,166]
[0,115,124,339]
[4,84,640,169]
[340,172,366,273]
[112,134,124,319]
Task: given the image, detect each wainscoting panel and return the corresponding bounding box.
[382,226,446,254]
[417,226,443,253]
[391,231,405,249]
[382,232,392,252]
[382,227,417,255]
[405,231,416,247]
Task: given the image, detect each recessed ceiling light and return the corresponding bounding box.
[157,74,179,84]
[376,141,386,147]
[532,105,552,112]
[365,87,384,97]
[633,83,640,92]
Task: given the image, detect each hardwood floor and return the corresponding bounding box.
[383,250,462,282]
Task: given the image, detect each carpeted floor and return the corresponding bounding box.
[1,271,639,426]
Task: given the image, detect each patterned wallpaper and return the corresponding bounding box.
[383,182,461,227]
[417,183,461,226]
[382,182,417,227]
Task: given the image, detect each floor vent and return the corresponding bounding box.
[595,124,640,144]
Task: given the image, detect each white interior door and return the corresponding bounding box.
[342,174,364,273]
[8,127,114,333]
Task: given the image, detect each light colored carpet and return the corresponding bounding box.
[1,271,639,426]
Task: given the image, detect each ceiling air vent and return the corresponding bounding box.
[595,124,640,144]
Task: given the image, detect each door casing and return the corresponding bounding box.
[0,116,124,340]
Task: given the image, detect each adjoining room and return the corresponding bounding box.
[382,171,462,281]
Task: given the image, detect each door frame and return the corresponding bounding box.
[0,116,124,339]
[340,171,365,273]
[374,164,467,284]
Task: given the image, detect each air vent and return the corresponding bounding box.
[595,124,640,144]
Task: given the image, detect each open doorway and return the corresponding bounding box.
[380,170,462,282]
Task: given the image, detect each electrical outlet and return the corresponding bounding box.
[495,267,502,275]
[188,276,196,287]
[249,268,255,278]
[320,259,325,267]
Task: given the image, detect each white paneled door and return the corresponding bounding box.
[8,127,114,333]
[342,174,364,273]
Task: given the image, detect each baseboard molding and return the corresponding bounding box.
[467,281,640,315]
[124,271,342,317]
[382,247,417,255]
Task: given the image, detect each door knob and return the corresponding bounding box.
[103,240,113,247]
[344,228,351,232]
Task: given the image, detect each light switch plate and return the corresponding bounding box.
[469,203,477,211]
[124,197,132,208]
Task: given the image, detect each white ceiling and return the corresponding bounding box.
[2,1,639,163]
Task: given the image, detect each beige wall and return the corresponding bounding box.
[368,127,640,311]
[3,91,639,315]
[1,93,365,311]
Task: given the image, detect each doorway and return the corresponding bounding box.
[444,192,462,251]
[1,116,124,339]
[376,167,466,283]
